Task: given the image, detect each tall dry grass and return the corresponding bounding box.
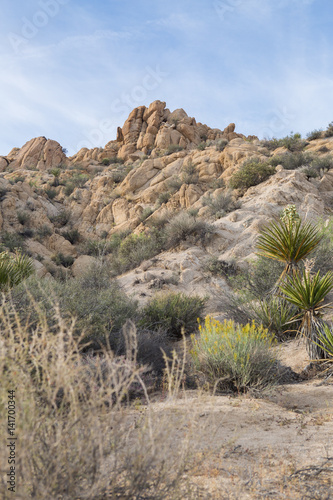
[0,296,200,499]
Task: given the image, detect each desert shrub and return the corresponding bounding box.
[181,161,199,184]
[10,265,138,350]
[165,211,215,248]
[110,169,126,184]
[52,252,75,268]
[19,227,35,238]
[50,209,71,227]
[165,144,183,155]
[191,317,276,391]
[208,178,225,189]
[324,121,333,137]
[308,154,333,173]
[268,151,313,170]
[112,230,166,274]
[146,211,174,230]
[62,228,81,244]
[36,224,53,239]
[167,175,183,193]
[229,158,275,190]
[64,173,89,195]
[44,187,57,199]
[17,210,30,225]
[156,191,171,206]
[230,256,284,301]
[139,207,155,223]
[215,139,228,151]
[197,141,207,151]
[204,256,237,277]
[249,297,298,339]
[202,190,240,218]
[1,231,26,252]
[261,132,307,152]
[312,217,333,274]
[306,129,323,141]
[10,175,26,184]
[0,300,197,499]
[0,187,8,202]
[139,292,207,338]
[101,157,110,165]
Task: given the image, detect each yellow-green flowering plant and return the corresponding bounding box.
[190,317,276,391]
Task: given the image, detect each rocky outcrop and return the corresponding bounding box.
[1,101,332,308]
[7,137,67,171]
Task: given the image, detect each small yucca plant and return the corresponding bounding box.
[279,269,333,359]
[0,250,34,291]
[256,215,321,281]
[313,323,333,358]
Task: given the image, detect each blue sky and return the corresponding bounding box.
[1,0,332,156]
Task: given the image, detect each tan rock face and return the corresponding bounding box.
[8,137,67,170]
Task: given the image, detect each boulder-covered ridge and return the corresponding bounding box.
[1,100,333,311]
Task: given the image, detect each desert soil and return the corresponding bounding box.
[148,338,333,499]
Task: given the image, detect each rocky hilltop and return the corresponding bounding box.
[1,101,333,311]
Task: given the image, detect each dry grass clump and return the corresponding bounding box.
[165,211,215,248]
[0,299,200,499]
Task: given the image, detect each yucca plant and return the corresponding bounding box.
[314,323,333,359]
[256,217,321,282]
[0,250,34,291]
[250,297,298,339]
[279,269,333,359]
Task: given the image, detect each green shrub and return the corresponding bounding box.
[181,161,199,184]
[165,212,215,248]
[50,210,71,227]
[229,256,284,301]
[306,129,323,141]
[204,256,237,277]
[166,175,183,193]
[202,190,240,218]
[312,217,333,274]
[156,192,171,206]
[110,169,126,184]
[229,158,275,190]
[101,158,110,165]
[36,224,53,239]
[139,207,155,223]
[324,121,333,137]
[0,188,8,202]
[215,139,228,152]
[65,174,89,195]
[165,144,183,155]
[17,210,30,225]
[1,231,26,253]
[268,151,313,170]
[197,142,207,151]
[190,317,276,391]
[139,292,207,338]
[261,132,307,152]
[62,229,81,244]
[249,297,298,339]
[112,230,166,274]
[52,252,75,268]
[44,187,57,199]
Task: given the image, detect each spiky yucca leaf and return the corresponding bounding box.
[256,218,321,275]
[314,323,333,358]
[0,250,34,291]
[279,270,333,359]
[279,269,333,311]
